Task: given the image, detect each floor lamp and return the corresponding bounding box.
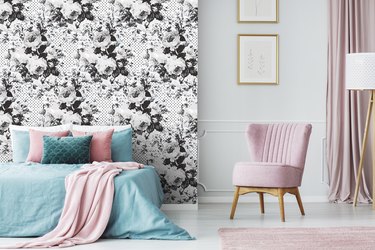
[346,53,375,207]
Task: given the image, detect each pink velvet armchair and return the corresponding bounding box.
[230,123,312,222]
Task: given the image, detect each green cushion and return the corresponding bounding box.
[41,135,93,164]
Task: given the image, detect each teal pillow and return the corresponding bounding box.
[41,135,93,164]
[112,128,133,162]
[11,130,30,163]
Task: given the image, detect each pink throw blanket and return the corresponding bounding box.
[2,161,143,249]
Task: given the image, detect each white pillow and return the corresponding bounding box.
[9,123,72,132]
[72,125,131,132]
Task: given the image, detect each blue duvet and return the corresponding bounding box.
[0,163,192,240]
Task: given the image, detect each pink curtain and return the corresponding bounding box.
[327,0,375,203]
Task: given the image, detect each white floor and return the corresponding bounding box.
[1,202,375,250]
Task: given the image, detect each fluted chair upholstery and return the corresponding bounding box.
[230,123,312,222]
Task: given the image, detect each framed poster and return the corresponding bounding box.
[238,0,278,23]
[238,34,278,85]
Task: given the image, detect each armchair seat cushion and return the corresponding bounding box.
[232,162,303,188]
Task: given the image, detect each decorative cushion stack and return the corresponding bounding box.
[72,125,133,162]
[10,124,71,163]
[9,124,133,164]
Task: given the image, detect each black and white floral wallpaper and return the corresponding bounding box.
[0,0,198,204]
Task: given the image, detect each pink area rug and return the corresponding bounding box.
[218,227,375,250]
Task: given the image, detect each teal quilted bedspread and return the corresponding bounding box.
[0,163,192,240]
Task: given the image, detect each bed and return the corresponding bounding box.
[0,163,192,240]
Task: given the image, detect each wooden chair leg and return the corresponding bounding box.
[278,189,285,222]
[230,186,240,219]
[295,188,305,216]
[259,192,265,214]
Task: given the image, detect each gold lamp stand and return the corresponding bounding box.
[353,90,375,207]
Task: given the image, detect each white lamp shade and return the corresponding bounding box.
[346,53,375,90]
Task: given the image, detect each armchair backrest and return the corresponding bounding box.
[246,123,312,169]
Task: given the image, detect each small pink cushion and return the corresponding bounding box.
[72,129,114,162]
[27,129,70,163]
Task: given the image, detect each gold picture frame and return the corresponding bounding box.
[237,34,279,85]
[238,0,279,23]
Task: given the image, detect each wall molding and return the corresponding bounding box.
[198,119,326,124]
[198,182,235,192]
[197,122,329,194]
[197,130,242,139]
[197,120,327,139]
[321,137,329,185]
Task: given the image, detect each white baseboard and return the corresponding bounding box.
[160,196,328,210]
[199,196,329,203]
[161,204,198,210]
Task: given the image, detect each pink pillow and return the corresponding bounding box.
[27,129,70,163]
[72,129,114,162]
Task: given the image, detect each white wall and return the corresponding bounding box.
[198,0,328,202]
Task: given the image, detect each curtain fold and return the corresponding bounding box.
[327,0,375,203]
